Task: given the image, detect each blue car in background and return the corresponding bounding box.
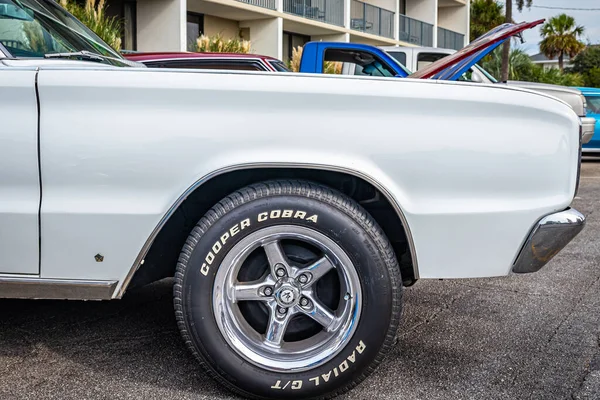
[577,87,600,153]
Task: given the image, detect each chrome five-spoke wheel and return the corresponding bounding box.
[175,180,402,399]
[213,225,362,372]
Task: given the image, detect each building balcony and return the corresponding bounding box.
[437,27,464,50]
[283,0,344,27]
[236,0,277,9]
[350,0,394,39]
[398,14,433,47]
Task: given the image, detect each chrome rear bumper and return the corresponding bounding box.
[512,208,585,274]
[581,117,595,144]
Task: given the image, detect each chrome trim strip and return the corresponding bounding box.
[0,277,117,300]
[512,208,585,274]
[116,163,419,298]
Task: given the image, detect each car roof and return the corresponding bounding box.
[124,52,279,62]
[379,46,455,54]
[575,87,600,95]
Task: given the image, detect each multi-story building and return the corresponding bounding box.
[106,0,470,61]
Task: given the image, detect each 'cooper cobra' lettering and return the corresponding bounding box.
[201,210,319,277]
[200,218,250,276]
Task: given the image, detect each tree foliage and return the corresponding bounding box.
[60,0,122,51]
[539,14,585,72]
[501,0,533,81]
[481,47,584,86]
[470,0,505,42]
[570,46,600,86]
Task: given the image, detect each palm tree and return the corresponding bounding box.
[501,0,532,82]
[539,14,585,72]
[470,0,505,42]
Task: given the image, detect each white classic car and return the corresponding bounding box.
[0,0,586,399]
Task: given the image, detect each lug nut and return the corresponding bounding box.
[275,266,286,277]
[298,274,310,284]
[300,297,311,308]
[278,306,287,314]
[263,287,273,296]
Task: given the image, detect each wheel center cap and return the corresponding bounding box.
[274,278,301,308]
[279,289,295,305]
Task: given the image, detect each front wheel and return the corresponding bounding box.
[174,180,402,399]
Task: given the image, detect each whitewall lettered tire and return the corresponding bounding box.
[174,180,402,399]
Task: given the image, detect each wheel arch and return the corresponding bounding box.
[115,163,418,298]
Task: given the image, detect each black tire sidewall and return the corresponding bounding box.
[181,194,397,399]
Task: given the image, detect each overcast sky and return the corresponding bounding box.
[496,0,600,54]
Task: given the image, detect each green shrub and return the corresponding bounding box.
[195,34,251,53]
[582,67,600,88]
[480,47,583,86]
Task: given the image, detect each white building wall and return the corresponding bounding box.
[438,5,468,35]
[311,33,350,42]
[132,0,471,55]
[405,0,437,25]
[137,0,186,51]
[203,15,240,38]
[240,18,283,59]
[405,0,438,46]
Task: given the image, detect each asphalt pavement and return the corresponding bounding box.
[1,162,600,400]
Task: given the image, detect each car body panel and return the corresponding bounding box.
[381,46,450,72]
[300,42,410,77]
[577,86,600,151]
[0,68,40,274]
[29,65,581,297]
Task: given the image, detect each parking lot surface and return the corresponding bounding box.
[1,162,600,400]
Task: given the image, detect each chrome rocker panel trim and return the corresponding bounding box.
[0,277,118,300]
[116,163,419,298]
[512,208,585,274]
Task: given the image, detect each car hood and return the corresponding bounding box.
[504,81,586,115]
[408,19,545,80]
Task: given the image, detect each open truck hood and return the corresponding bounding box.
[408,19,545,80]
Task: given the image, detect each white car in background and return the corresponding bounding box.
[380,45,596,144]
[0,1,586,399]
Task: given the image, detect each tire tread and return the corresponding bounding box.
[173,179,402,400]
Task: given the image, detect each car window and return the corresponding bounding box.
[267,59,290,72]
[416,52,449,71]
[585,96,600,114]
[386,51,407,68]
[143,59,268,71]
[324,48,396,77]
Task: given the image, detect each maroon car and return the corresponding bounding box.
[124,51,290,72]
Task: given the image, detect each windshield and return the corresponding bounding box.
[0,0,126,65]
[473,64,498,83]
[267,59,290,72]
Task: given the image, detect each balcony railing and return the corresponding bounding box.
[350,0,394,39]
[438,27,465,50]
[236,0,277,9]
[398,14,433,47]
[283,0,344,27]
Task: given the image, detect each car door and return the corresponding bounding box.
[0,67,40,274]
[583,94,600,150]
